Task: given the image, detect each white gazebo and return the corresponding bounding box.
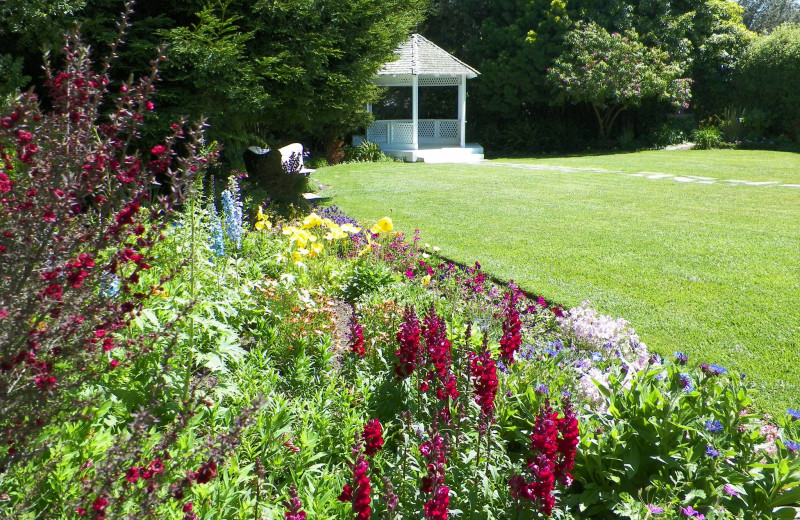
[360,34,483,163]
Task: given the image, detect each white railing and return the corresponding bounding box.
[367,119,460,147]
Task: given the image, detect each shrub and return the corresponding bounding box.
[0,26,235,517]
[345,140,388,163]
[691,126,723,149]
[734,24,800,140]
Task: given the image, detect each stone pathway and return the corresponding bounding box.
[480,161,800,189]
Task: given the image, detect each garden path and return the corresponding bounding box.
[481,161,800,189]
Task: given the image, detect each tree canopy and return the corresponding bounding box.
[547,22,692,139]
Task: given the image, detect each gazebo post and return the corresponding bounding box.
[458,73,466,148]
[412,75,419,151]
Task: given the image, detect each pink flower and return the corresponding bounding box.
[150,144,167,155]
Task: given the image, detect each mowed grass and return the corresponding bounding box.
[315,149,800,414]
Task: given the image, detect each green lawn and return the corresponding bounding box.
[315,149,800,414]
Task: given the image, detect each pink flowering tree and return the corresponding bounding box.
[546,21,692,140]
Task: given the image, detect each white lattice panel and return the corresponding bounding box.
[367,122,388,144]
[392,123,414,144]
[419,120,435,139]
[439,120,459,140]
[419,76,461,86]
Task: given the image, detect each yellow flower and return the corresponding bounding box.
[324,225,347,241]
[308,243,324,257]
[340,223,361,234]
[255,207,272,230]
[301,213,323,229]
[422,275,431,286]
[370,216,393,234]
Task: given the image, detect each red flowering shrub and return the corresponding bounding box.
[284,484,307,520]
[0,16,239,517]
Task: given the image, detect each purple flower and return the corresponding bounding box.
[535,384,549,395]
[681,506,705,519]
[648,504,664,514]
[784,440,800,452]
[723,484,739,497]
[679,373,695,392]
[674,351,688,364]
[788,409,800,420]
[705,419,723,433]
[705,445,720,458]
[709,364,727,375]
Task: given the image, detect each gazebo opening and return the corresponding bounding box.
[359,34,484,163]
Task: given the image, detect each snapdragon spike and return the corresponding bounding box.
[509,399,579,516]
[284,485,307,520]
[394,306,421,378]
[422,306,458,401]
[339,456,372,520]
[363,419,384,456]
[470,335,499,416]
[499,283,522,363]
[348,313,365,357]
[419,431,449,519]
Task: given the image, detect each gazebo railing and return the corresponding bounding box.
[367,119,460,147]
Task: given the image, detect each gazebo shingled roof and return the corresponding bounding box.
[377,34,479,78]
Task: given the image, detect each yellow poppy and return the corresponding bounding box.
[340,223,361,234]
[301,213,323,229]
[422,275,431,286]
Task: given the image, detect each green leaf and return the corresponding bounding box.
[769,485,800,508]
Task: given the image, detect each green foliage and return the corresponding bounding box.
[0,54,29,103]
[344,140,388,163]
[547,22,691,139]
[571,365,800,518]
[734,23,800,140]
[337,259,398,303]
[692,126,724,149]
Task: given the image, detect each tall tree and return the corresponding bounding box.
[738,0,800,32]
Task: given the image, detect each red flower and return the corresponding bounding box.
[150,144,167,155]
[499,283,522,363]
[339,457,371,520]
[284,485,307,520]
[43,211,57,223]
[109,359,119,369]
[149,458,164,474]
[195,460,217,483]
[424,485,449,520]
[394,306,421,378]
[17,130,33,142]
[0,172,12,193]
[92,496,109,512]
[126,466,140,483]
[470,336,499,416]
[146,101,155,111]
[362,419,384,456]
[422,306,458,401]
[348,313,365,358]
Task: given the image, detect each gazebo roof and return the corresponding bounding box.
[377,34,479,78]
